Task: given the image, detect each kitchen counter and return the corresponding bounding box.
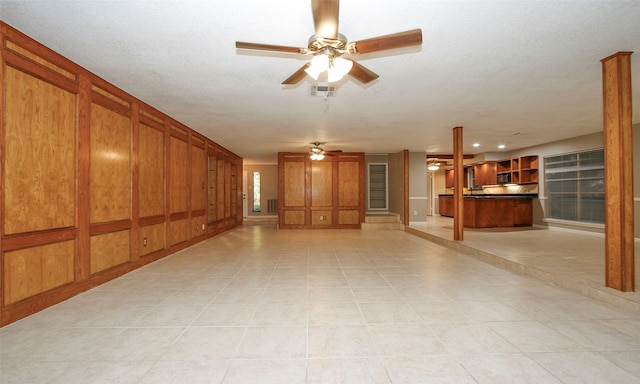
[438,195,533,228]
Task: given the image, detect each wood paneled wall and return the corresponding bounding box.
[278,152,365,229]
[0,22,243,326]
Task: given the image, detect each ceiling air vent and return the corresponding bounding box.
[309,85,336,97]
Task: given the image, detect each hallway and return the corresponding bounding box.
[2,224,640,383]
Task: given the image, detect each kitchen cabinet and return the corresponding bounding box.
[473,162,497,186]
[444,168,469,189]
[496,155,538,185]
[438,195,533,228]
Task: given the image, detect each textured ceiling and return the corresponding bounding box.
[1,0,639,164]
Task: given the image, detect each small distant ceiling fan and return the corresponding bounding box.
[309,142,341,160]
[235,0,422,84]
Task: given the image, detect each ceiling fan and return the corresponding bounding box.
[235,0,422,85]
[309,142,341,160]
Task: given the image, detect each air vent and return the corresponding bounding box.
[309,85,336,97]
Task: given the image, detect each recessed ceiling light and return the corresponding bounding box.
[473,143,480,147]
[498,144,506,149]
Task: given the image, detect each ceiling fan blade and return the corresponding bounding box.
[236,41,305,54]
[350,29,422,54]
[349,61,379,84]
[312,0,340,39]
[282,63,311,85]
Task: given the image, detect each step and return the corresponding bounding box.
[364,213,401,223]
[361,222,405,230]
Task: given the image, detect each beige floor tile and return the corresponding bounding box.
[3,224,640,383]
[306,357,391,384]
[359,301,423,324]
[457,353,563,383]
[308,325,377,358]
[383,355,476,384]
[222,359,307,384]
[235,326,307,358]
[193,304,256,326]
[249,303,308,326]
[530,352,640,384]
[160,326,245,361]
[309,302,365,325]
[139,360,229,384]
[369,323,448,356]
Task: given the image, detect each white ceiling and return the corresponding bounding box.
[2,0,639,164]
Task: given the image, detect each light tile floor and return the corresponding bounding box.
[408,216,640,308]
[2,223,640,383]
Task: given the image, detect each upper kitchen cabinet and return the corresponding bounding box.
[473,162,497,187]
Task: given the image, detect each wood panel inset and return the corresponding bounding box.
[284,210,306,226]
[140,223,165,256]
[191,215,207,238]
[3,66,76,235]
[91,85,131,109]
[139,123,165,218]
[3,240,75,304]
[284,161,306,207]
[216,159,225,220]
[170,136,188,213]
[191,145,207,212]
[311,161,333,207]
[5,40,77,81]
[338,210,360,225]
[170,219,189,245]
[311,210,333,226]
[338,161,359,207]
[90,103,131,223]
[90,230,130,274]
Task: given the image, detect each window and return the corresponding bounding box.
[544,149,604,223]
[368,163,388,211]
[252,171,261,212]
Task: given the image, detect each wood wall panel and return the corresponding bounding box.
[284,161,306,207]
[139,123,165,218]
[216,159,226,220]
[140,223,165,256]
[170,136,188,213]
[284,210,306,226]
[90,103,131,223]
[311,161,333,207]
[338,161,359,207]
[90,230,130,274]
[225,162,232,218]
[3,66,76,235]
[170,219,189,245]
[191,145,207,212]
[3,240,75,304]
[5,40,77,81]
[191,215,207,238]
[311,210,333,226]
[1,22,243,326]
[338,210,360,225]
[208,155,217,222]
[278,152,364,229]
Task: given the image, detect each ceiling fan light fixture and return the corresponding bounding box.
[305,54,330,80]
[327,57,353,82]
[427,160,440,171]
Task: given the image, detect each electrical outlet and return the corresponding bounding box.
[143,237,147,247]
[201,224,205,230]
[413,210,418,216]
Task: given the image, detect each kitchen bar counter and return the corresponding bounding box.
[438,195,533,228]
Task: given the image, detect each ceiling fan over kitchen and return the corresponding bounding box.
[235,0,422,85]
